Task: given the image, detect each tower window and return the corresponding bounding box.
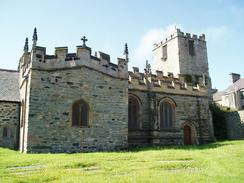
[72,99,89,127]
[188,40,195,56]
[162,45,167,60]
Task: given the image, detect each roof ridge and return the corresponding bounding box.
[0,68,18,72]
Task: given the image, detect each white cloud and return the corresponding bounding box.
[131,24,182,65]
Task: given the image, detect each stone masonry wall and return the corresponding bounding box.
[128,89,215,146]
[152,36,180,74]
[177,36,209,76]
[26,67,128,153]
[225,110,244,139]
[0,101,20,149]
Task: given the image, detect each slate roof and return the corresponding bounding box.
[0,69,20,102]
[213,91,224,101]
[224,78,244,94]
[213,78,244,102]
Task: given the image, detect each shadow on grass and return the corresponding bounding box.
[0,140,237,155]
[126,141,233,153]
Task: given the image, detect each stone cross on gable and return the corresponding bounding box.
[81,36,88,47]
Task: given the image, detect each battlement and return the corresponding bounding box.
[153,28,205,50]
[20,44,128,79]
[129,68,208,96]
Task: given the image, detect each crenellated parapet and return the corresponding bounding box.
[30,46,128,79]
[153,28,205,51]
[129,67,208,96]
[19,29,128,80]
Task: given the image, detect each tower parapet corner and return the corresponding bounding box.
[192,34,197,39]
[175,28,184,36]
[76,45,92,60]
[153,28,207,52]
[181,32,206,41]
[33,46,46,62]
[199,34,205,41]
[173,28,206,41]
[117,57,128,78]
[185,32,191,38]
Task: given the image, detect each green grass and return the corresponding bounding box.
[0,140,243,183]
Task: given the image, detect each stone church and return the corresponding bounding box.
[0,28,215,153]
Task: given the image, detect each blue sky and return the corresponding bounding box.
[0,0,243,90]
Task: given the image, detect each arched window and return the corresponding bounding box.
[128,95,140,129]
[160,98,175,128]
[72,99,89,127]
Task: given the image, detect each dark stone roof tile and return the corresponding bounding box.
[0,69,20,102]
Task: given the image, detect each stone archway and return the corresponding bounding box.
[182,123,198,145]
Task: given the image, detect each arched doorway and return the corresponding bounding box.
[183,125,192,145]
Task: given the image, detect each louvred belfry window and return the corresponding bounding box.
[188,40,195,56]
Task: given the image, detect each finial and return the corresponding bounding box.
[145,60,152,76]
[32,27,38,50]
[81,36,88,47]
[32,27,38,42]
[124,43,129,62]
[124,43,128,55]
[24,38,29,53]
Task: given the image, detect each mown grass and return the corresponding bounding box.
[0,140,243,183]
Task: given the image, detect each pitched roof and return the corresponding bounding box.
[213,91,224,101]
[224,78,244,93]
[213,78,244,102]
[0,69,20,102]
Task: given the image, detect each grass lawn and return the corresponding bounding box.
[0,140,243,183]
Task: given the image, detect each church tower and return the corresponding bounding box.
[152,28,211,90]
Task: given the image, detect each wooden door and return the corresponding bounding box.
[183,125,191,145]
